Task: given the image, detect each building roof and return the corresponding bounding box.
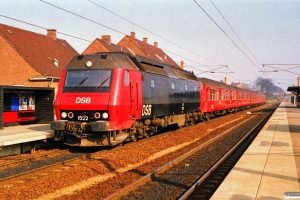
[287,86,300,94]
[0,23,79,78]
[82,36,132,55]
[118,32,180,68]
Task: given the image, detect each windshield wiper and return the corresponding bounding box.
[73,77,89,91]
[95,77,111,91]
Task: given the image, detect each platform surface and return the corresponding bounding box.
[211,102,300,199]
[0,124,53,146]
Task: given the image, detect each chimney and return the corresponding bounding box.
[47,29,57,40]
[143,38,148,44]
[130,32,136,39]
[154,42,158,48]
[102,35,111,45]
[224,77,227,84]
[180,61,184,70]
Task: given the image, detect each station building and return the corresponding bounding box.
[0,23,78,128]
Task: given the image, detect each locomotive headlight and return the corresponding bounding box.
[68,112,74,118]
[61,112,67,118]
[102,112,108,119]
[86,61,92,68]
[94,112,101,119]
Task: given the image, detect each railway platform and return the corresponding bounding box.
[0,124,54,157]
[211,101,300,199]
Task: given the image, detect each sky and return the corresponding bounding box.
[1,0,300,91]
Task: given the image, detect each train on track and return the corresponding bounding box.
[51,52,266,146]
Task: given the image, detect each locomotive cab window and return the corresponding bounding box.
[63,69,112,92]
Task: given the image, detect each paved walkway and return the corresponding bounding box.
[0,124,53,146]
[211,102,300,199]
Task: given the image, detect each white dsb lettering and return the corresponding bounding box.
[75,97,91,104]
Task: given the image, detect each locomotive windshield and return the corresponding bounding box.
[63,69,112,92]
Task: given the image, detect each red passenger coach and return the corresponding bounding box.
[199,78,265,119]
[199,78,238,118]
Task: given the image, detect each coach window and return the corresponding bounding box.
[214,89,218,100]
[232,91,236,100]
[150,79,155,88]
[124,71,129,86]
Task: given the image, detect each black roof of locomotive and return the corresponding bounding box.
[132,54,199,81]
[65,52,140,71]
[66,52,198,82]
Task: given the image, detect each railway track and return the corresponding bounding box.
[0,147,109,187]
[103,103,278,200]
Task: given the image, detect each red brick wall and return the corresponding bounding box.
[0,36,58,88]
[118,36,148,57]
[82,40,109,55]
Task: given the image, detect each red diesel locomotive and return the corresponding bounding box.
[51,52,265,146]
[51,52,201,146]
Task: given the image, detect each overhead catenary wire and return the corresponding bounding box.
[210,0,262,67]
[2,1,261,84]
[87,0,220,67]
[39,0,126,36]
[38,0,233,74]
[0,15,93,43]
[193,0,262,72]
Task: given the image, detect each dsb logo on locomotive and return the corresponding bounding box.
[142,104,152,116]
[75,97,91,104]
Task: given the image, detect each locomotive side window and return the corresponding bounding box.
[185,84,188,91]
[124,71,129,86]
[150,79,155,88]
[172,82,175,90]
